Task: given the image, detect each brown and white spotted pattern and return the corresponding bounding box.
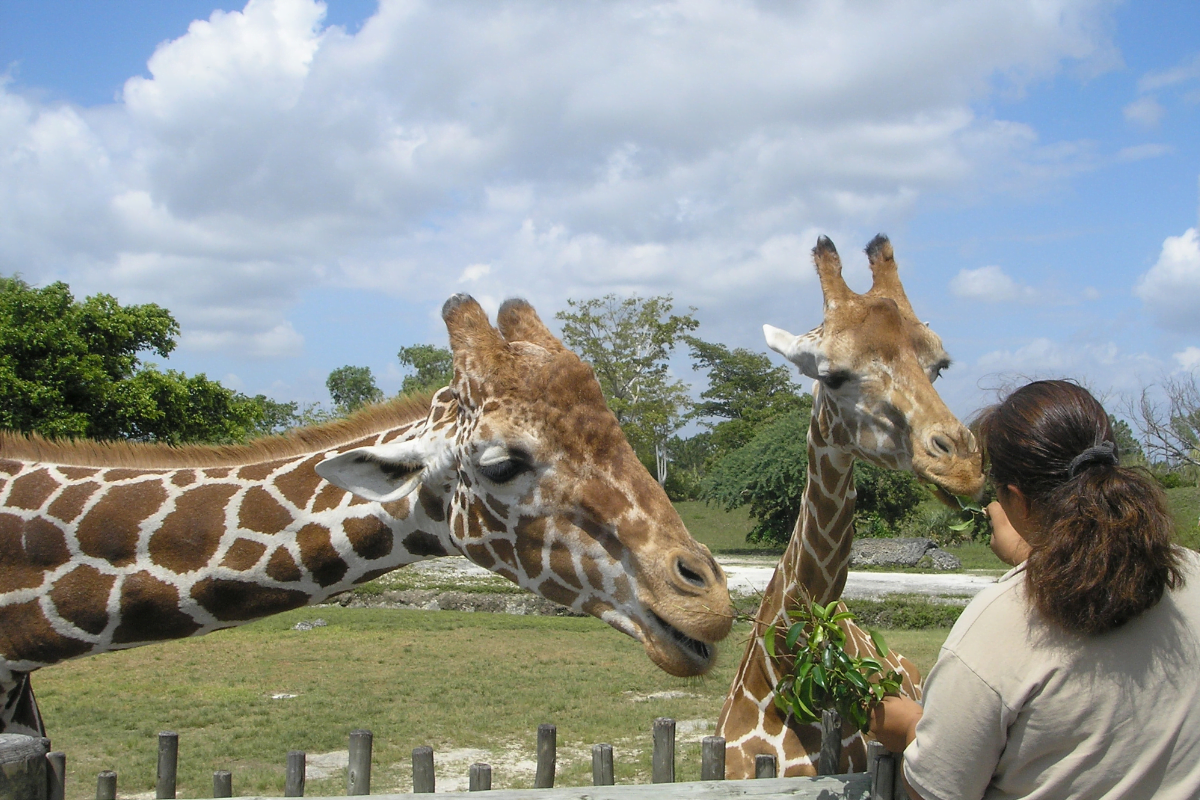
[717,236,984,778]
[0,295,733,736]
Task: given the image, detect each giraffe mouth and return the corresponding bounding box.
[648,611,716,673]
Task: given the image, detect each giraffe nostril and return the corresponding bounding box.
[675,557,708,589]
[930,433,955,457]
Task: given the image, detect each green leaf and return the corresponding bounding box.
[830,611,855,623]
[825,600,841,618]
[812,663,827,690]
[785,622,806,652]
[868,628,890,658]
[764,623,777,658]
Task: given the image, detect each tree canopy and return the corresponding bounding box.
[686,336,805,459]
[0,276,265,443]
[557,294,697,484]
[397,344,454,395]
[326,365,384,415]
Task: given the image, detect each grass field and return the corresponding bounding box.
[38,609,949,799]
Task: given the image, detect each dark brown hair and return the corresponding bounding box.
[976,380,1184,634]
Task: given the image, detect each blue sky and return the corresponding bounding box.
[1,0,1198,422]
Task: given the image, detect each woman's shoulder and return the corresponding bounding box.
[939,565,1035,661]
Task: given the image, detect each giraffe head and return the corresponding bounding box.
[317,295,733,676]
[763,235,983,501]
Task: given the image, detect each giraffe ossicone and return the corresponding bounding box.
[717,235,984,778]
[0,294,733,736]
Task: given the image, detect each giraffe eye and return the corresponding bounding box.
[477,447,533,484]
[479,459,528,483]
[820,370,853,391]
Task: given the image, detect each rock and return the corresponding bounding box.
[927,548,963,571]
[292,618,327,631]
[850,537,961,571]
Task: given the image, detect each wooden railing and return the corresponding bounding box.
[0,713,908,800]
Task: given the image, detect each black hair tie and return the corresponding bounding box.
[1067,441,1118,478]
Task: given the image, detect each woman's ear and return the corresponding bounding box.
[999,484,1037,540]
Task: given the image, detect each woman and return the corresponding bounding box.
[872,380,1200,799]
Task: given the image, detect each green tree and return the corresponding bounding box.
[0,276,267,443]
[557,294,698,485]
[1109,414,1147,467]
[701,406,812,544]
[663,432,715,500]
[702,398,925,546]
[326,365,384,415]
[852,461,926,537]
[686,336,805,459]
[397,344,454,395]
[246,396,303,437]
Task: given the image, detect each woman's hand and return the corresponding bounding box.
[871,695,923,754]
[987,501,1031,566]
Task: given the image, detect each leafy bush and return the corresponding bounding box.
[844,596,965,629]
[701,408,928,546]
[1157,471,1185,490]
[701,410,810,544]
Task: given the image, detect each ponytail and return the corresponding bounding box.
[978,380,1184,635]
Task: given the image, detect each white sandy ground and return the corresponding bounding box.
[406,555,1000,603]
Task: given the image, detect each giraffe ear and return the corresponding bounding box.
[764,324,826,379]
[315,440,437,503]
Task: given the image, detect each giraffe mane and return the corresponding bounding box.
[0,392,438,469]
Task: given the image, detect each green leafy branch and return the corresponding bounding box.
[767,599,902,734]
[925,484,988,533]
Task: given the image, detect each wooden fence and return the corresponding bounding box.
[0,713,908,800]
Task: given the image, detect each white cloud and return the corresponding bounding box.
[1175,347,1200,373]
[458,263,491,283]
[1123,96,1165,127]
[1135,227,1200,333]
[972,338,1164,398]
[1116,143,1172,162]
[0,0,1121,360]
[1138,53,1200,94]
[949,265,1037,302]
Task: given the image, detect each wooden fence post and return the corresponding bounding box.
[591,744,614,786]
[651,718,675,783]
[347,729,372,796]
[285,750,306,797]
[47,750,66,800]
[156,732,178,800]
[0,734,49,800]
[535,724,556,788]
[868,741,895,800]
[469,763,492,791]
[700,736,725,781]
[818,709,842,775]
[212,770,232,798]
[755,754,777,779]
[96,770,117,800]
[412,746,435,793]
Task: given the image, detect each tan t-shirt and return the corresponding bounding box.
[904,550,1200,800]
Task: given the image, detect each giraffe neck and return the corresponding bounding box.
[715,392,870,776]
[779,400,857,608]
[0,394,461,672]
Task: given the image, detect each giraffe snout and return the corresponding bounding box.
[916,424,985,498]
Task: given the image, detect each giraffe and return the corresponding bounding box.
[0,294,733,736]
[717,235,984,778]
